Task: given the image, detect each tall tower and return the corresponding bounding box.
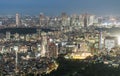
[99,30,103,50]
[41,32,47,57]
[16,13,20,27]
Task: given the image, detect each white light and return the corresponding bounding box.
[49,38,53,42]
[14,46,18,51]
[118,36,120,45]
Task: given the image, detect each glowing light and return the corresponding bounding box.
[14,46,18,51]
[65,53,93,60]
[118,36,120,45]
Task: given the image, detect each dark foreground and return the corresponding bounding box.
[1,56,120,76]
[41,56,120,76]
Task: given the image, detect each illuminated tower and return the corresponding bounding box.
[16,13,20,27]
[99,30,103,50]
[41,32,47,57]
[14,46,19,73]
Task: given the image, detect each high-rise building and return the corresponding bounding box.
[61,12,69,26]
[16,13,20,27]
[39,13,45,26]
[71,14,80,27]
[48,42,58,58]
[104,36,118,51]
[41,32,47,57]
[79,15,84,27]
[89,15,95,26]
[99,30,103,50]
[83,13,88,27]
[6,31,11,40]
[0,21,2,26]
[37,29,41,37]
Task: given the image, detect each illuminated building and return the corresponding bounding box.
[19,45,28,53]
[0,21,2,25]
[39,13,45,26]
[89,15,95,26]
[79,15,84,27]
[83,13,96,27]
[41,32,47,57]
[61,12,70,26]
[25,34,30,41]
[6,31,11,40]
[69,52,93,59]
[99,30,103,50]
[37,29,41,40]
[73,42,89,53]
[13,45,19,73]
[48,42,58,58]
[14,33,19,41]
[104,36,118,51]
[70,14,80,27]
[16,13,20,27]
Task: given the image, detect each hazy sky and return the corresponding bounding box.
[0,0,120,16]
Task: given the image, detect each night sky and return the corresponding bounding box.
[0,0,120,16]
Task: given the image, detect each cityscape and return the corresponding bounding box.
[1,0,120,76]
[0,12,120,76]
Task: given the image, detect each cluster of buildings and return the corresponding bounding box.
[0,12,120,75]
[1,13,120,28]
[0,53,58,75]
[0,30,60,59]
[0,13,120,57]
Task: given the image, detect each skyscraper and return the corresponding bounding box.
[16,13,20,27]
[84,13,88,27]
[99,30,103,50]
[6,31,10,40]
[89,15,95,26]
[39,13,45,26]
[61,12,68,26]
[48,42,58,58]
[41,32,47,57]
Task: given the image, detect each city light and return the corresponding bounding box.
[0,9,120,76]
[118,36,120,45]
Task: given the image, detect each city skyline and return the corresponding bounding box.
[0,0,120,16]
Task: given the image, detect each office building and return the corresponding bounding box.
[6,31,11,40]
[83,13,88,27]
[39,13,45,26]
[16,13,20,27]
[48,42,58,58]
[41,32,47,57]
[104,36,118,51]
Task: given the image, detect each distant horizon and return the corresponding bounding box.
[0,12,120,17]
[0,0,120,16]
